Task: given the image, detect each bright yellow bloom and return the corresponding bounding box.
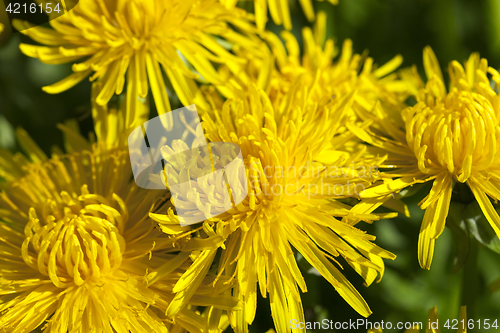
[16,0,257,123]
[151,79,396,333]
[219,0,338,30]
[353,47,500,269]
[0,88,239,332]
[217,13,408,128]
[367,306,467,333]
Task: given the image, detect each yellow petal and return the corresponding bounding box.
[42,69,92,94]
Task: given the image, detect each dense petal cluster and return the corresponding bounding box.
[0,93,238,332]
[216,14,409,128]
[355,47,500,269]
[16,0,258,123]
[219,0,338,30]
[152,75,397,333]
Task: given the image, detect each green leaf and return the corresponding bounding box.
[463,201,500,254]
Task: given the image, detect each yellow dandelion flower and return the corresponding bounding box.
[15,0,257,124]
[217,13,408,127]
[219,0,338,30]
[267,20,405,107]
[353,47,500,269]
[150,81,396,333]
[0,88,240,332]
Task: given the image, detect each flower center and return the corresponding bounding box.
[405,89,499,182]
[22,188,127,288]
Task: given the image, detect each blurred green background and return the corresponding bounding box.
[2,0,500,332]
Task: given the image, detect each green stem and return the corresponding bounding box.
[460,239,478,331]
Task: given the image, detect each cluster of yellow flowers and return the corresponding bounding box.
[0,0,498,332]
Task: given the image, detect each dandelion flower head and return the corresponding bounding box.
[216,14,408,131]
[356,47,500,269]
[16,0,258,121]
[0,91,239,332]
[152,76,397,333]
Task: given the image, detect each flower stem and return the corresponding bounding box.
[460,238,478,326]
